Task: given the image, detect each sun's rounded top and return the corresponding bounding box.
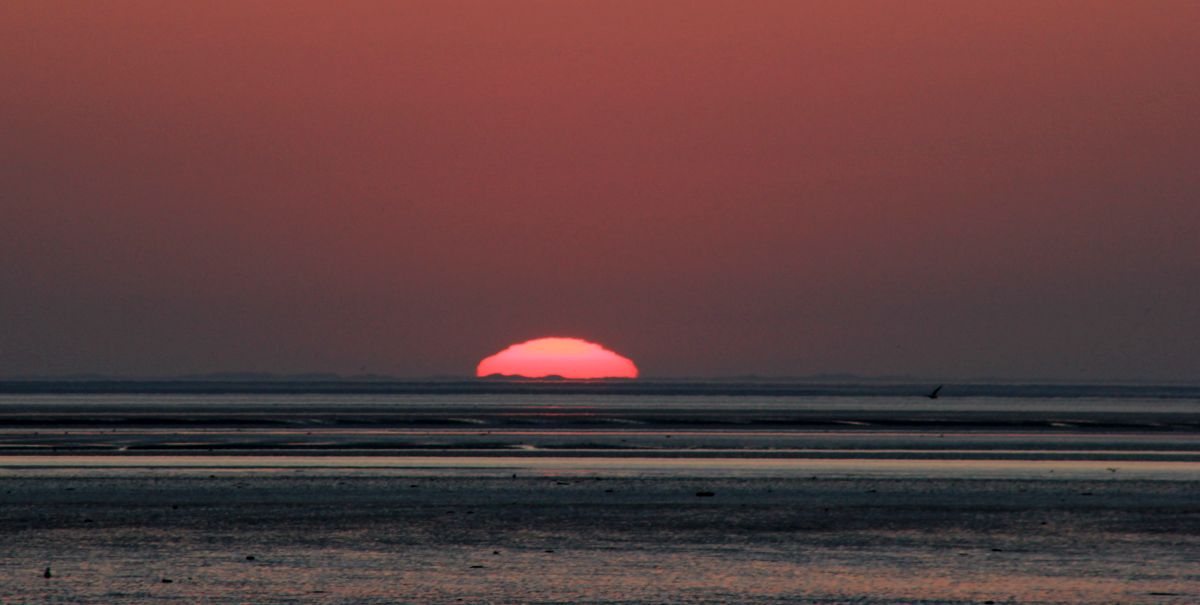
[476,337,638,379]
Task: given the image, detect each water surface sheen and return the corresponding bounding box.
[1,387,1197,467]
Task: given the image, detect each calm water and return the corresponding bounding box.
[0,383,1197,603]
[1,385,1198,471]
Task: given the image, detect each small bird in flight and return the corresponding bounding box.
[928,385,943,399]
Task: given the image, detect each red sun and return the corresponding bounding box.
[476,337,639,379]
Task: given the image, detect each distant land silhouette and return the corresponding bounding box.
[4,371,1197,387]
[1,378,1198,400]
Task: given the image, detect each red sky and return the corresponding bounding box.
[2,1,1198,380]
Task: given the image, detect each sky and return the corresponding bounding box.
[2,1,1198,381]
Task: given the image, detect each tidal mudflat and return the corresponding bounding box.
[1,468,1197,604]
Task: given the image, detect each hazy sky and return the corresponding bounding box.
[2,1,1198,380]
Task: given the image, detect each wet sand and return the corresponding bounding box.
[1,470,1196,604]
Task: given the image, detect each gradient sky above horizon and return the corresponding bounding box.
[2,1,1198,380]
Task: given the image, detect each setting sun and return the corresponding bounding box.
[476,337,639,379]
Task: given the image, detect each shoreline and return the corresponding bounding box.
[2,455,1198,481]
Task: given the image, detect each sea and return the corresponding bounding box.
[0,381,1196,603]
